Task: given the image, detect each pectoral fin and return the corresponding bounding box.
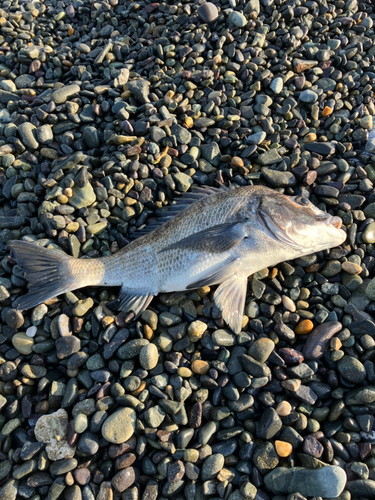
[187,257,240,290]
[160,222,248,254]
[118,288,154,318]
[213,275,248,334]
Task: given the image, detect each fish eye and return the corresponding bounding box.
[296,196,309,206]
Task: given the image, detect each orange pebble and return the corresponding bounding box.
[191,360,210,375]
[231,156,244,167]
[303,133,317,143]
[321,106,333,117]
[275,440,293,457]
[68,28,74,36]
[185,117,194,128]
[295,319,314,335]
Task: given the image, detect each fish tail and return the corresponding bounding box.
[8,240,106,311]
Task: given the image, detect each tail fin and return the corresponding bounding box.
[8,240,82,311]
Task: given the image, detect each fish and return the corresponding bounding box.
[8,185,346,334]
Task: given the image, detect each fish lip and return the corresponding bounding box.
[327,216,342,230]
[318,215,342,230]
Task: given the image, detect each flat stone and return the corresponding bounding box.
[247,131,266,145]
[68,183,96,209]
[51,84,80,104]
[201,454,225,481]
[228,11,247,27]
[261,167,296,187]
[347,480,375,498]
[304,142,335,155]
[258,149,282,165]
[12,332,34,355]
[337,356,366,384]
[264,466,347,497]
[299,90,318,103]
[101,407,136,444]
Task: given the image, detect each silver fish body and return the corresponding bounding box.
[9,185,346,333]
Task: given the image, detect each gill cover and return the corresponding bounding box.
[258,196,313,250]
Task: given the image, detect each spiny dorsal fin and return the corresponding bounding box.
[131,184,233,239]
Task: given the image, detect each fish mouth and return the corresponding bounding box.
[317,215,342,230]
[327,216,342,229]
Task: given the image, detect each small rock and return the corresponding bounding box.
[101,407,136,444]
[34,409,76,461]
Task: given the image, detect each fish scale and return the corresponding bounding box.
[8,185,346,334]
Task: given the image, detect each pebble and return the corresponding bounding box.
[0,0,375,497]
[197,3,218,23]
[34,409,75,461]
[139,343,159,370]
[51,84,80,104]
[270,77,283,94]
[264,466,347,497]
[101,408,136,444]
[228,11,247,27]
[11,332,34,355]
[302,322,342,359]
[275,441,293,457]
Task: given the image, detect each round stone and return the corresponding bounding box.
[275,401,292,417]
[12,332,34,355]
[295,320,314,334]
[337,356,366,384]
[197,3,218,23]
[201,454,225,481]
[299,90,318,103]
[228,11,247,27]
[188,320,207,342]
[101,407,136,444]
[362,222,375,244]
[275,441,293,458]
[5,309,24,329]
[139,343,158,371]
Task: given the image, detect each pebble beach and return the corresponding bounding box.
[0,0,375,499]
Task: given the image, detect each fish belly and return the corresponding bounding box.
[159,251,231,293]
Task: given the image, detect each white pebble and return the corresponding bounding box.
[270,77,283,94]
[26,326,37,338]
[282,295,296,313]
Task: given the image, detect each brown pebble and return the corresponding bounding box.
[191,360,210,375]
[341,261,362,275]
[115,453,136,470]
[74,468,91,486]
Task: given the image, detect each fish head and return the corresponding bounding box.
[258,192,346,253]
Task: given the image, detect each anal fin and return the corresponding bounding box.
[118,287,154,319]
[213,275,248,334]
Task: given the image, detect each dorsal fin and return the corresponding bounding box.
[131,184,233,239]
